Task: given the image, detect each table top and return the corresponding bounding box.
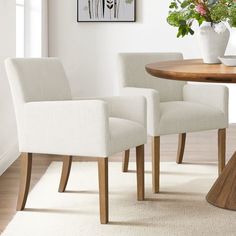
[145,59,236,83]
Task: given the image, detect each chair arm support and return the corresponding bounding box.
[99,96,146,128]
[183,84,229,115]
[73,96,147,128]
[120,87,161,136]
[20,100,110,157]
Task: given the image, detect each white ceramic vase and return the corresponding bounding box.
[198,22,230,64]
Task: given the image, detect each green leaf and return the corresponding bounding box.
[181,0,190,8]
[179,20,186,25]
[166,0,236,37]
[189,28,194,35]
[169,2,178,9]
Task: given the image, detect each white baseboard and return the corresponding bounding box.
[0,143,20,176]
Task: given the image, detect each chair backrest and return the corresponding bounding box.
[5,58,72,124]
[118,52,186,102]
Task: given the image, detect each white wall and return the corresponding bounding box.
[24,0,48,57]
[49,0,236,121]
[0,0,19,175]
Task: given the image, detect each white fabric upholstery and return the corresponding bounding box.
[5,58,72,130]
[110,118,146,154]
[5,58,72,103]
[21,100,109,157]
[5,58,147,157]
[183,84,228,117]
[119,53,229,136]
[73,96,147,128]
[118,52,186,102]
[121,87,160,136]
[159,101,226,135]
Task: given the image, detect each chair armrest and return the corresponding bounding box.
[20,100,110,157]
[73,96,147,128]
[183,84,229,115]
[99,96,146,128]
[121,87,161,136]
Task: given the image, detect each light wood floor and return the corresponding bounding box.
[1,125,236,233]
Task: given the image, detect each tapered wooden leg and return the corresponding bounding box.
[176,133,186,164]
[218,129,226,175]
[152,136,160,193]
[17,153,32,211]
[58,156,72,193]
[98,158,108,224]
[136,145,145,201]
[122,150,130,172]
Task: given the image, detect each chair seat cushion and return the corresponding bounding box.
[109,118,146,155]
[159,101,227,135]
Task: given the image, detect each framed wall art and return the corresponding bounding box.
[77,0,136,22]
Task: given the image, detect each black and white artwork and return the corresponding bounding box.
[77,0,135,22]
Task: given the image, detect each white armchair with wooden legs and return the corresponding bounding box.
[5,58,147,224]
[118,52,229,193]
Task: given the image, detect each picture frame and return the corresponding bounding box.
[77,0,136,22]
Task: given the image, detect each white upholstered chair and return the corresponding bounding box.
[5,58,147,224]
[118,52,229,193]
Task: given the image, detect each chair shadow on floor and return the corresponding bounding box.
[64,190,121,195]
[24,208,91,215]
[24,208,152,227]
[183,162,217,166]
[65,190,98,194]
[159,191,204,196]
[126,169,215,176]
[144,197,203,203]
[127,170,152,174]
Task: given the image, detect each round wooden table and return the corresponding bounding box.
[146,59,236,211]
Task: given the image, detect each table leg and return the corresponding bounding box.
[206,152,236,210]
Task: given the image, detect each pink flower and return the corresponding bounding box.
[196,4,207,16]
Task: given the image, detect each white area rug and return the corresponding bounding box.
[2,162,236,236]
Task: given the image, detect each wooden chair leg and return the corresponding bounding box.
[218,129,226,175]
[58,156,72,193]
[98,158,109,224]
[136,145,145,201]
[17,153,32,211]
[176,133,186,164]
[122,150,130,172]
[152,136,160,193]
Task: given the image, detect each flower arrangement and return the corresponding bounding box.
[167,0,236,37]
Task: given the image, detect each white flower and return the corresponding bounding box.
[214,22,227,34]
